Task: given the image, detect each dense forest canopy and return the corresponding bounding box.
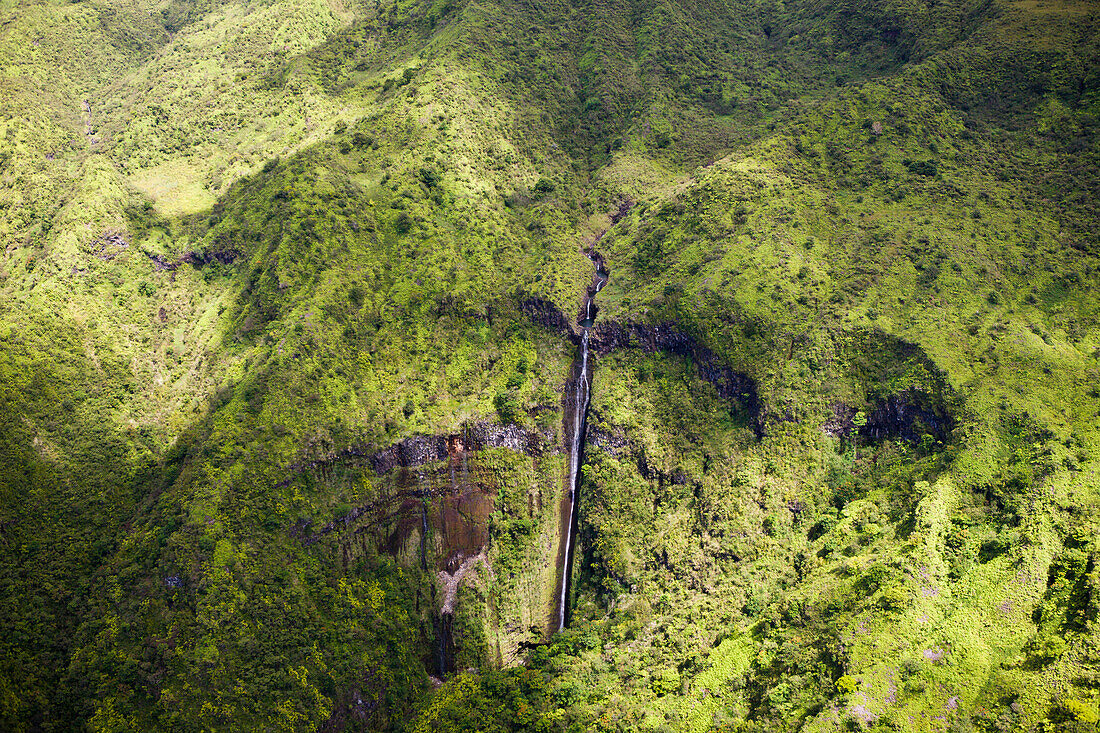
[1,0,1100,730]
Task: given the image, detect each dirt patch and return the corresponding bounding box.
[438,552,490,613]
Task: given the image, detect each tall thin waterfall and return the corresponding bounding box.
[559,329,590,631]
[557,247,608,633]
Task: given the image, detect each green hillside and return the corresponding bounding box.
[1,0,1099,730]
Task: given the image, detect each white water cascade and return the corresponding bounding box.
[556,249,609,633]
[559,329,589,631]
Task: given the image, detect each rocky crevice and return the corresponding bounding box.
[824,389,956,444]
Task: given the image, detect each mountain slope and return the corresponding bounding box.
[1,0,1099,731]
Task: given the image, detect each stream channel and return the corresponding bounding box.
[435,249,608,675]
[556,250,608,632]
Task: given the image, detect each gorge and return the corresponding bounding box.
[556,250,609,632]
[1,0,1098,729]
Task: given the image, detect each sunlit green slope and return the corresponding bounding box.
[0,0,1099,731]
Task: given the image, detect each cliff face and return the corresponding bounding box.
[287,420,568,669]
[2,0,1100,729]
[519,297,574,336]
[289,305,781,674]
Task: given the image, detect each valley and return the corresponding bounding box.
[1,0,1099,731]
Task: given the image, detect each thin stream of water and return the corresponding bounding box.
[559,329,589,631]
[558,251,606,632]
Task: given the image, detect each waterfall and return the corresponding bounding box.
[436,612,453,676]
[420,504,428,572]
[559,329,589,631]
[557,249,606,632]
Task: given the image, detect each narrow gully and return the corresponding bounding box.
[436,612,453,676]
[557,251,608,632]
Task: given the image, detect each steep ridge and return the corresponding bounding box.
[0,0,1099,730]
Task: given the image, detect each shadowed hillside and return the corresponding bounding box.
[1,0,1099,730]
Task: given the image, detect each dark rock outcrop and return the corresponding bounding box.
[520,294,762,435]
[368,434,449,475]
[182,248,239,266]
[92,232,129,261]
[465,422,550,454]
[609,197,634,224]
[278,421,557,490]
[823,402,858,438]
[519,297,572,336]
[824,391,955,445]
[590,320,761,435]
[826,331,959,445]
[586,420,628,458]
[147,252,177,272]
[860,389,955,443]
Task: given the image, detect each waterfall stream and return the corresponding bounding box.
[436,612,453,676]
[559,329,589,631]
[557,252,607,632]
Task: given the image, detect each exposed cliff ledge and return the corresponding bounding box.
[823,330,959,446]
[278,421,557,490]
[367,423,556,475]
[585,421,629,459]
[825,389,956,444]
[584,415,694,487]
[590,320,762,436]
[519,296,573,336]
[285,421,558,552]
[862,390,955,442]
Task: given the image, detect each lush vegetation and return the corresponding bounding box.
[1,0,1099,730]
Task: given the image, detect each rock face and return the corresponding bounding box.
[588,320,692,355]
[294,422,558,548]
[519,296,572,336]
[591,320,762,435]
[367,434,450,475]
[279,421,557,488]
[824,332,958,445]
[466,422,552,455]
[586,421,628,458]
[860,389,955,443]
[287,418,564,670]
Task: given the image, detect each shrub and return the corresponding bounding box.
[903,159,938,177]
[878,586,908,611]
[419,167,441,188]
[533,178,555,196]
[1058,698,1100,726]
[652,668,680,695]
[493,390,523,424]
[1024,632,1066,663]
